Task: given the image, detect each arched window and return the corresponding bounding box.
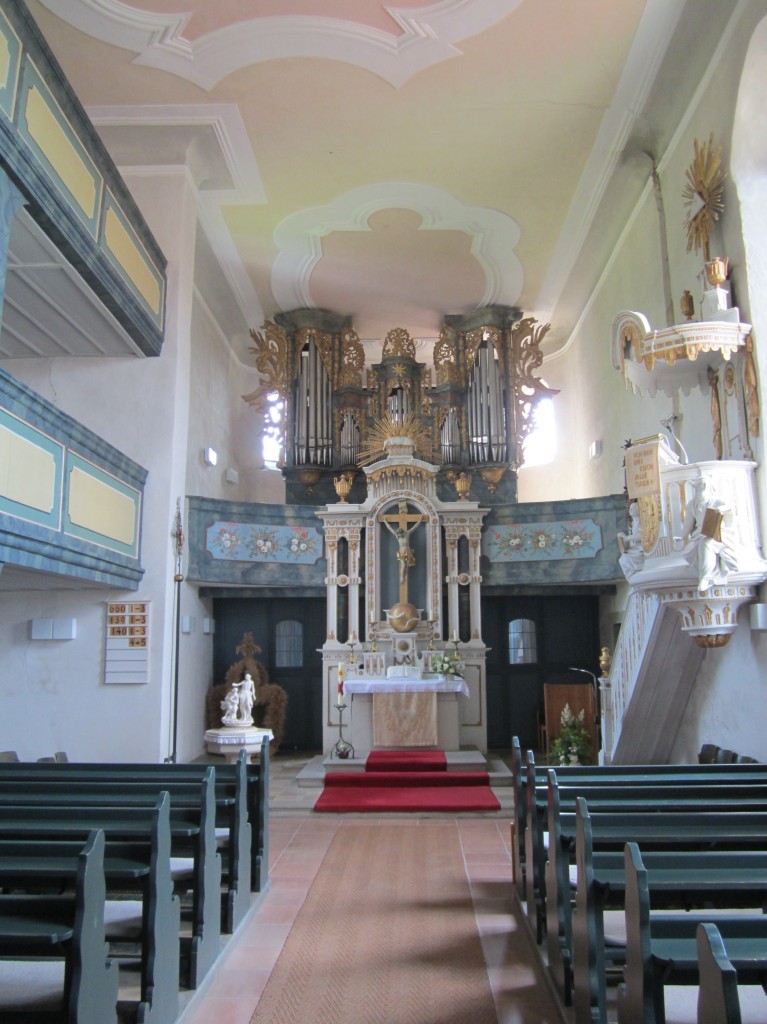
[521,397,556,467]
[275,620,303,668]
[508,618,537,665]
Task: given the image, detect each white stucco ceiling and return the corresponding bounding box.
[24,0,694,354]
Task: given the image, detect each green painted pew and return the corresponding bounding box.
[0,829,119,1024]
[571,797,767,1024]
[0,792,179,1024]
[617,843,767,1024]
[0,774,220,989]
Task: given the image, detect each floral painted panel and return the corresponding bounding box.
[206,522,323,563]
[483,520,603,562]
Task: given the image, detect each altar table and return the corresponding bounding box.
[343,676,468,751]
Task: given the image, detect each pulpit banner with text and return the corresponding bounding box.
[623,437,678,555]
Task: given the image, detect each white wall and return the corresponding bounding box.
[0,167,203,761]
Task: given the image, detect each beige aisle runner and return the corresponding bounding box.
[250,824,498,1024]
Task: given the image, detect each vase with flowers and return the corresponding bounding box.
[430,651,463,677]
[549,703,591,766]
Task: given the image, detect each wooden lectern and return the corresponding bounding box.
[543,682,597,765]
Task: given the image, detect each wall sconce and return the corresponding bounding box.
[203,448,218,466]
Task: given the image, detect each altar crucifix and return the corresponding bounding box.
[379,500,429,603]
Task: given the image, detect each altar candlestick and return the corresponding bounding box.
[337,662,345,702]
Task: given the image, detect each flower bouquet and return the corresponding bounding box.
[430,651,463,676]
[549,703,591,765]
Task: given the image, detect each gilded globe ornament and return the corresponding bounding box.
[384,602,421,633]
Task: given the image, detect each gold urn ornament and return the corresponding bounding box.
[705,257,729,288]
[454,471,472,501]
[333,472,354,503]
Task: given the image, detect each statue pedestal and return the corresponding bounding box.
[204,726,273,763]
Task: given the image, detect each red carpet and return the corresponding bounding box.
[366,750,447,772]
[314,751,501,812]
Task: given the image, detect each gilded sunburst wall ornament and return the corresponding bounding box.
[682,133,726,262]
[356,412,438,466]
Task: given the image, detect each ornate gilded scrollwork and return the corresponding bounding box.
[339,328,365,386]
[509,317,558,463]
[242,320,290,462]
[242,320,289,415]
[464,326,502,371]
[295,328,333,379]
[433,325,460,385]
[382,327,416,360]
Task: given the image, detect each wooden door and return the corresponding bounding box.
[482,594,599,752]
[213,597,326,751]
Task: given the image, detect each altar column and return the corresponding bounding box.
[324,529,339,641]
[444,528,461,640]
[468,524,484,641]
[347,526,362,643]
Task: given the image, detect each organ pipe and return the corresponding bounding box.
[468,339,506,464]
[294,340,332,465]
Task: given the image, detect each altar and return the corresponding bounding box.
[317,428,489,755]
[344,675,469,751]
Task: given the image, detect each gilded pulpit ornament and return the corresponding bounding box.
[680,290,694,321]
[682,133,726,263]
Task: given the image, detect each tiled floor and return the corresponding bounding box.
[177,754,566,1024]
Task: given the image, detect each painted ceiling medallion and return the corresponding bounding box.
[38,0,525,90]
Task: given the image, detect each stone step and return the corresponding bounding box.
[296,751,513,789]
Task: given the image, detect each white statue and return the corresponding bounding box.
[618,501,644,578]
[220,683,241,726]
[688,477,738,592]
[238,672,257,726]
[220,673,258,728]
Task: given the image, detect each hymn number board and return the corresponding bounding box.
[105,601,150,684]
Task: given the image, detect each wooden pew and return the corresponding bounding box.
[0,768,249,933]
[0,737,270,896]
[696,923,767,1024]
[546,784,767,999]
[571,797,767,1024]
[0,792,179,1024]
[544,773,767,973]
[617,843,767,1024]
[512,742,767,901]
[0,774,221,989]
[0,829,119,1024]
[523,764,767,944]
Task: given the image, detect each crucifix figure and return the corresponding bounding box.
[380,500,428,603]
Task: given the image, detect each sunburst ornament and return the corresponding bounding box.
[357,412,439,466]
[683,133,726,261]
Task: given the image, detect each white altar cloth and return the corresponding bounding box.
[343,674,469,698]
